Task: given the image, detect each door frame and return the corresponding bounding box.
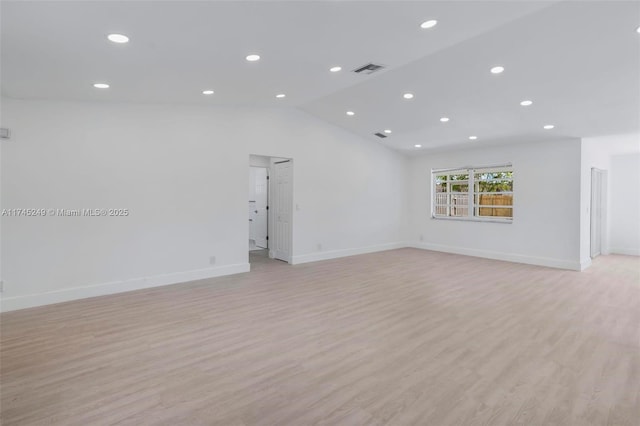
[248,154,293,264]
[590,167,608,258]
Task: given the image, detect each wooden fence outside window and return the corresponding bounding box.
[435,193,513,218]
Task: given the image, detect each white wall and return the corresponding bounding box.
[579,133,640,262]
[0,97,407,310]
[407,139,583,270]
[609,153,640,255]
[1,96,634,311]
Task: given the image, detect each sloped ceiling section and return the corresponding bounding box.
[299,1,640,151]
[1,1,638,153]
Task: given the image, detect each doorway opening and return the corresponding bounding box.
[249,166,268,252]
[249,154,293,265]
[590,167,608,258]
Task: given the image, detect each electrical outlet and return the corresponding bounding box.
[209,256,216,265]
[419,234,424,241]
[317,243,322,251]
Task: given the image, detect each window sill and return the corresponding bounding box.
[431,216,513,224]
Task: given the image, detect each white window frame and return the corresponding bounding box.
[431,163,513,223]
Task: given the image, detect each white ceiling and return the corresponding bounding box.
[2,1,639,153]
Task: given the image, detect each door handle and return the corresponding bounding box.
[249,219,253,221]
[255,210,258,214]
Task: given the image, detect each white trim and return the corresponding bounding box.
[408,242,583,271]
[431,215,512,224]
[290,242,406,265]
[0,239,594,312]
[0,263,250,312]
[432,162,512,173]
[609,247,640,256]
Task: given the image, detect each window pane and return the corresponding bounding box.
[477,207,513,218]
[475,170,513,179]
[450,183,468,193]
[475,170,513,193]
[434,205,448,215]
[435,175,447,193]
[477,180,513,192]
[476,193,513,218]
[434,193,448,206]
[450,174,469,181]
[451,206,469,217]
[450,194,469,216]
[475,194,513,206]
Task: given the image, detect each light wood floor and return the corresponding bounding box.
[1,249,639,425]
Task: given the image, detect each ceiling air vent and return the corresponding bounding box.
[353,63,385,75]
[374,132,387,138]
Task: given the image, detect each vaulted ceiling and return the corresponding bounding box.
[2,1,639,152]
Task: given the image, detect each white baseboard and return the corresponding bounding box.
[580,258,592,271]
[1,239,594,312]
[407,242,583,271]
[609,247,640,256]
[0,263,250,312]
[290,242,406,265]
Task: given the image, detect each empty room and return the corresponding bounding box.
[1,1,639,425]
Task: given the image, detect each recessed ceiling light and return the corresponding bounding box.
[414,144,422,148]
[384,129,392,134]
[329,66,342,72]
[543,124,555,130]
[520,100,533,106]
[246,54,260,62]
[420,20,438,29]
[107,34,129,43]
[469,136,478,140]
[440,117,450,122]
[490,66,505,74]
[93,83,109,89]
[346,111,355,116]
[202,90,214,95]
[276,94,286,98]
[403,93,414,99]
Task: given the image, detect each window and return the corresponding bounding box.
[432,165,513,222]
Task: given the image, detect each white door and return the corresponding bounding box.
[248,168,257,242]
[272,159,293,262]
[590,168,606,258]
[253,167,268,248]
